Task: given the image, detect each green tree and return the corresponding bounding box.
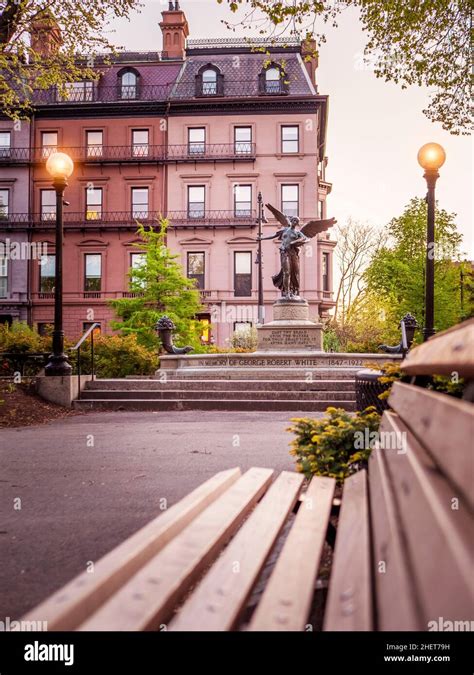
[110,219,204,350]
[218,0,471,134]
[0,0,139,117]
[364,197,472,333]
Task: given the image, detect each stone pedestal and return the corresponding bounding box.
[256,299,323,352]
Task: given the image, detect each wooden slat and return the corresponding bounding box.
[78,467,274,630]
[402,319,474,377]
[170,471,304,631]
[248,476,335,631]
[368,438,420,630]
[381,412,474,625]
[22,468,242,631]
[323,470,373,631]
[389,382,474,510]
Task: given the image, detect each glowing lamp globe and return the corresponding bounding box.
[417,143,446,172]
[46,152,74,180]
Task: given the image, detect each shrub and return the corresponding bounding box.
[91,334,158,378]
[0,322,50,354]
[288,406,381,483]
[230,325,258,351]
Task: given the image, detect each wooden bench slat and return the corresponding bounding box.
[323,470,373,631]
[22,467,242,631]
[248,476,335,632]
[380,412,474,625]
[368,439,420,630]
[170,471,304,631]
[402,319,474,377]
[78,467,274,631]
[389,382,474,510]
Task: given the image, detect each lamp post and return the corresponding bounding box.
[44,152,74,376]
[417,142,446,342]
[256,192,265,324]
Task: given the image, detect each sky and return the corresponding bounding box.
[109,0,473,258]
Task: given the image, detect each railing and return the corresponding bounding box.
[30,79,295,106]
[32,83,173,105]
[187,37,301,48]
[31,291,144,301]
[3,211,257,229]
[71,322,101,400]
[0,143,256,165]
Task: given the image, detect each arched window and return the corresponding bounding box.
[118,69,139,100]
[195,65,223,97]
[259,63,288,95]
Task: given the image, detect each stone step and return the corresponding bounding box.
[162,368,360,381]
[73,398,357,412]
[79,389,356,402]
[85,379,355,392]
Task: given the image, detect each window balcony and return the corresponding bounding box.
[26,143,256,165]
[32,84,172,106]
[0,147,30,164]
[2,211,257,230]
[31,291,145,302]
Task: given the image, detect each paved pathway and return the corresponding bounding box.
[0,410,318,618]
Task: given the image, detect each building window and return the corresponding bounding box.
[0,254,7,297]
[202,69,217,95]
[234,251,252,297]
[187,186,205,219]
[39,254,55,293]
[41,131,58,158]
[0,189,9,220]
[281,126,299,153]
[86,187,103,220]
[132,130,149,158]
[188,127,205,155]
[0,131,11,159]
[281,184,299,217]
[83,322,101,334]
[234,185,252,217]
[37,323,52,336]
[131,188,149,219]
[234,321,253,334]
[187,251,205,290]
[234,126,252,155]
[40,190,56,221]
[322,252,330,291]
[130,252,146,289]
[130,252,146,270]
[86,130,103,158]
[120,71,138,99]
[84,254,102,292]
[64,81,94,102]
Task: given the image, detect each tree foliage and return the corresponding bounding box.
[364,197,472,332]
[0,0,139,117]
[218,0,471,134]
[110,219,205,350]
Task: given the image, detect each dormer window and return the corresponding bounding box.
[195,64,223,97]
[118,69,139,100]
[259,64,288,95]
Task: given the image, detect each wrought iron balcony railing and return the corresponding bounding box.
[1,211,257,229]
[0,143,256,165]
[32,84,172,105]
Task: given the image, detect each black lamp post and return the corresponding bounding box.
[44,152,74,376]
[417,142,446,342]
[256,192,265,324]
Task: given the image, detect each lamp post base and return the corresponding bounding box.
[44,353,73,377]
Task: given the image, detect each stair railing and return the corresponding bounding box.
[70,323,101,400]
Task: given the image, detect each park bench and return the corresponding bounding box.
[23,320,473,631]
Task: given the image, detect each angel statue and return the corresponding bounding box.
[257,203,336,300]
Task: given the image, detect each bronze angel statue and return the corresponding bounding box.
[257,203,336,300]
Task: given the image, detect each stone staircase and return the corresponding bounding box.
[74,367,358,412]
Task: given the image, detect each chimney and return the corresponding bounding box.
[160,2,189,60]
[301,38,318,86]
[30,10,63,59]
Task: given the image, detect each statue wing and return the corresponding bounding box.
[300,217,336,239]
[265,203,289,228]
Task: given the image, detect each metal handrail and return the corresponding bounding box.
[70,322,101,400]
